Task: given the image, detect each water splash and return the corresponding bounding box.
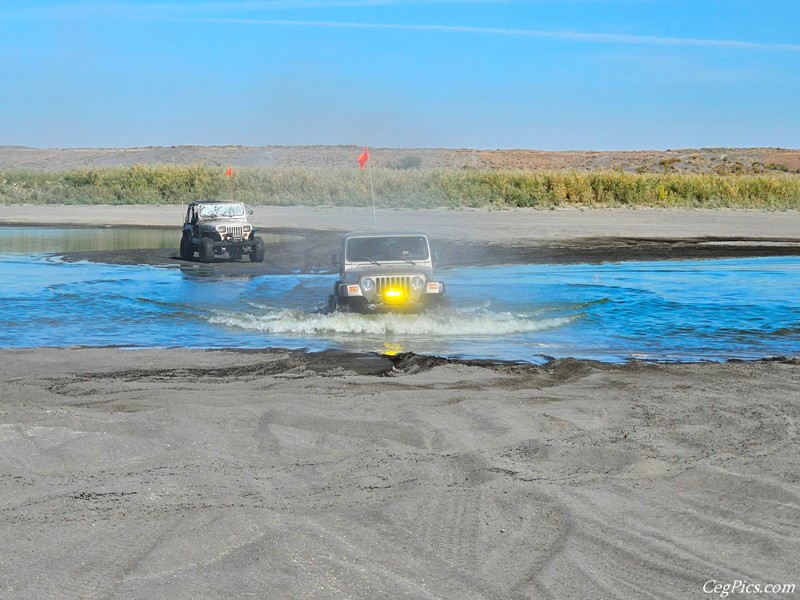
[1,250,798,362]
[208,306,581,337]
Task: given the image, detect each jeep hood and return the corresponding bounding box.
[345,263,434,276]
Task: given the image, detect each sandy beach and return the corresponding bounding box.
[1,205,799,599]
[3,205,800,272]
[1,349,798,599]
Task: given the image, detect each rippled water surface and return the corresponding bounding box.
[1,230,797,362]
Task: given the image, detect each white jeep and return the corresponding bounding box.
[329,232,446,313]
[180,200,265,263]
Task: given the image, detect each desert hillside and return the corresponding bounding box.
[1,145,799,174]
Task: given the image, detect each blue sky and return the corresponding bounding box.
[2,1,798,150]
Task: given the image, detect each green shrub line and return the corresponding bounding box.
[2,165,799,209]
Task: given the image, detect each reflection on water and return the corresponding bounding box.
[0,226,178,253]
[381,341,407,356]
[0,247,797,362]
[0,226,300,254]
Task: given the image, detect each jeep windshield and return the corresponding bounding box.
[198,203,245,219]
[346,236,429,263]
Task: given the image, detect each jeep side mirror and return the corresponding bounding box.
[332,253,340,266]
[248,210,253,215]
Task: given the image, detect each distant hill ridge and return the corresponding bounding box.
[1,145,798,174]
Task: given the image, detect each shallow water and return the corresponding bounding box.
[0,226,295,254]
[0,226,178,253]
[1,232,797,362]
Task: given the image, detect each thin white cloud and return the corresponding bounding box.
[186,17,800,52]
[6,2,799,53]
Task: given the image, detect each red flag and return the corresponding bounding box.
[357,147,369,170]
[225,167,233,177]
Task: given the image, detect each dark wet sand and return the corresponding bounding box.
[1,206,798,599]
[2,204,798,272]
[57,230,800,275]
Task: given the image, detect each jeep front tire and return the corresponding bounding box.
[250,237,265,262]
[198,237,215,263]
[180,233,194,261]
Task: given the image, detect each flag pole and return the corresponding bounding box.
[357,147,376,226]
[367,161,376,226]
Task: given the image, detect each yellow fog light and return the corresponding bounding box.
[383,288,406,303]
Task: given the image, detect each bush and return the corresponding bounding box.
[1,166,799,209]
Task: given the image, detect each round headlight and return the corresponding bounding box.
[216,225,226,232]
[361,277,375,291]
[411,276,425,290]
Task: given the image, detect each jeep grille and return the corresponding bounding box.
[226,226,244,239]
[374,275,412,295]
